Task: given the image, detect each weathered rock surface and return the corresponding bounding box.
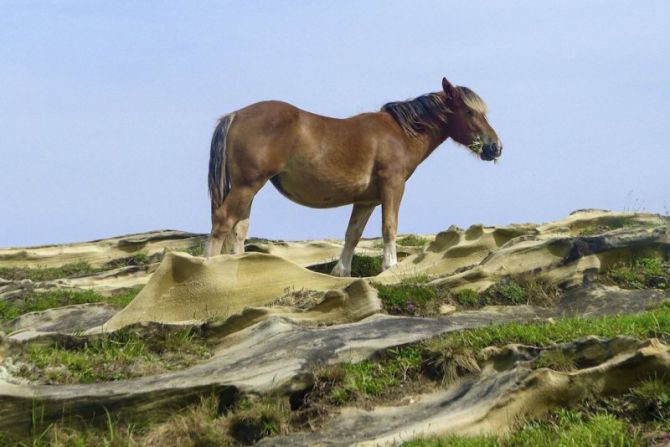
[0,210,669,443]
[260,337,670,446]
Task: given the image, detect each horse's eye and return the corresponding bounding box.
[466,109,474,117]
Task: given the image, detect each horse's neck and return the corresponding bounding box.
[411,131,449,163]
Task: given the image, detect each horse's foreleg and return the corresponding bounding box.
[381,183,405,271]
[331,204,375,277]
[206,188,257,257]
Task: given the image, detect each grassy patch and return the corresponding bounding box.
[308,347,424,407]
[373,276,442,315]
[104,253,157,269]
[0,254,162,283]
[405,409,639,446]
[16,326,211,384]
[430,308,670,354]
[484,275,559,307]
[603,256,669,289]
[454,288,481,307]
[6,393,291,447]
[227,396,290,444]
[577,216,648,236]
[414,306,670,384]
[533,349,575,372]
[308,255,383,277]
[0,261,96,282]
[629,376,670,420]
[397,235,429,247]
[0,288,140,324]
[179,243,206,257]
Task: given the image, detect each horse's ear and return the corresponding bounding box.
[442,77,459,101]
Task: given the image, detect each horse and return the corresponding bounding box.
[206,77,502,276]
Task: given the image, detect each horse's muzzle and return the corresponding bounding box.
[480,142,502,161]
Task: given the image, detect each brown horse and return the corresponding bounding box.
[206,77,502,276]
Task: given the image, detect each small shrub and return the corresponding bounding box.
[374,279,438,315]
[454,289,481,307]
[421,338,480,384]
[182,243,206,257]
[490,280,528,304]
[605,256,669,289]
[397,235,429,247]
[227,397,289,444]
[350,255,383,277]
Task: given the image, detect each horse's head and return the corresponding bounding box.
[442,77,502,162]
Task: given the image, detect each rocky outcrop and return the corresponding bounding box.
[0,210,669,443]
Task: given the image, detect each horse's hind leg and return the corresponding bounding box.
[206,187,257,257]
[222,201,252,254]
[331,204,375,277]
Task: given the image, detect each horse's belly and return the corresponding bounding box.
[270,172,376,208]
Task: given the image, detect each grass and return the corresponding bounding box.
[629,376,670,420]
[454,288,481,307]
[227,396,290,444]
[404,409,638,446]
[373,276,441,315]
[180,243,206,257]
[308,254,383,277]
[0,253,162,283]
[373,273,559,316]
[16,326,211,384]
[397,235,429,247]
[104,253,156,269]
[3,393,291,447]
[484,275,558,307]
[308,347,424,407]
[0,261,97,282]
[603,256,669,289]
[0,288,140,324]
[533,349,576,372]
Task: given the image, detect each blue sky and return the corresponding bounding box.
[1,1,669,247]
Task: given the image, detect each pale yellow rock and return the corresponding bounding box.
[439,304,457,315]
[102,251,368,331]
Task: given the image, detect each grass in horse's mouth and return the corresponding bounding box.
[468,137,483,155]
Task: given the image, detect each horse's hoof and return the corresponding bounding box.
[330,264,350,277]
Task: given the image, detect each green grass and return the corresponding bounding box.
[0,254,161,283]
[454,289,481,307]
[629,376,670,420]
[373,276,440,315]
[17,327,211,384]
[430,307,670,354]
[309,254,383,277]
[0,288,140,324]
[404,410,638,447]
[533,349,576,372]
[182,244,206,257]
[604,256,669,289]
[484,275,559,307]
[311,347,423,405]
[397,235,429,247]
[227,396,289,444]
[0,261,96,282]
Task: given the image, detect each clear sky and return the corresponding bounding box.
[1,1,669,247]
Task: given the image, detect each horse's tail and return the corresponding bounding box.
[208,113,235,213]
